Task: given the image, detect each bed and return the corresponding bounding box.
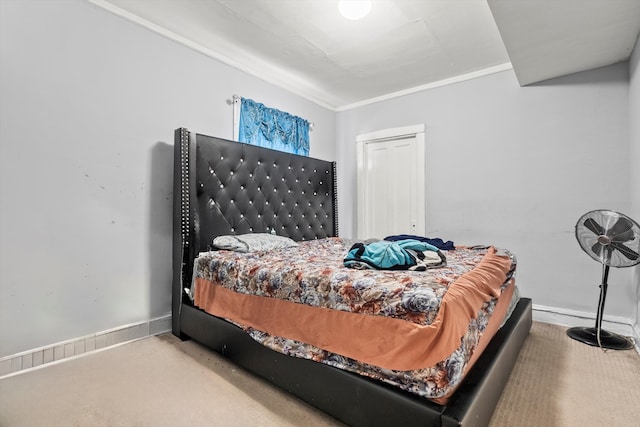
[172,128,532,427]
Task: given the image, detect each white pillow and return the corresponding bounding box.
[212,233,299,252]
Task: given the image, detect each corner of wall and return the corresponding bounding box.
[630,33,640,343]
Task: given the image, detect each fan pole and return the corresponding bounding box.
[594,263,609,347]
[566,262,633,350]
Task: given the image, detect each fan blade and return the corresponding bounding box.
[606,217,635,242]
[591,243,604,258]
[583,217,605,235]
[610,241,640,261]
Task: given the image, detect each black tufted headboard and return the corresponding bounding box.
[172,128,338,314]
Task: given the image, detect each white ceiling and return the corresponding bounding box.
[93,0,640,110]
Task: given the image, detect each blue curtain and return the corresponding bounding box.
[238,97,310,156]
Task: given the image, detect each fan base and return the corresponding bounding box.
[566,327,633,350]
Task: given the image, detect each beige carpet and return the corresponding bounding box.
[0,322,638,427]
[490,322,640,427]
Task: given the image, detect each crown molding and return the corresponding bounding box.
[88,1,512,112]
[336,63,513,111]
[87,0,337,110]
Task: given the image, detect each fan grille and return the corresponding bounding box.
[575,210,640,268]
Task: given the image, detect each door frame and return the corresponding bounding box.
[356,124,425,239]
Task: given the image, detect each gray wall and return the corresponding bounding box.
[336,64,635,321]
[630,37,640,336]
[0,0,335,357]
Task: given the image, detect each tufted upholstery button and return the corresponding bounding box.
[189,135,336,249]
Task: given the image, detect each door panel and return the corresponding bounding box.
[357,126,425,240]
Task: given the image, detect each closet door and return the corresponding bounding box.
[356,125,425,240]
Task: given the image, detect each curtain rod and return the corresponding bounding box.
[231,94,314,130]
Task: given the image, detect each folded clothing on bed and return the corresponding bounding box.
[385,234,455,251]
[343,239,446,270]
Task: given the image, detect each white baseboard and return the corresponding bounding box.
[0,315,172,379]
[532,304,639,353]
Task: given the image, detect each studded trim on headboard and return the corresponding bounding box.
[173,128,338,298]
[178,128,190,250]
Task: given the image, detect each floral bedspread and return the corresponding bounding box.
[192,237,517,401]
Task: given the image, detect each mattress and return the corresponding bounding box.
[190,237,518,403]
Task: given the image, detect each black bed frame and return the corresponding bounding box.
[172,128,532,427]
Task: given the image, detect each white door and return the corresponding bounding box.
[356,125,425,240]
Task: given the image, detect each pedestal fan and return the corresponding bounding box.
[567,209,640,350]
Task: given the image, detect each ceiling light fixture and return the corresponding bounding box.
[338,0,372,20]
